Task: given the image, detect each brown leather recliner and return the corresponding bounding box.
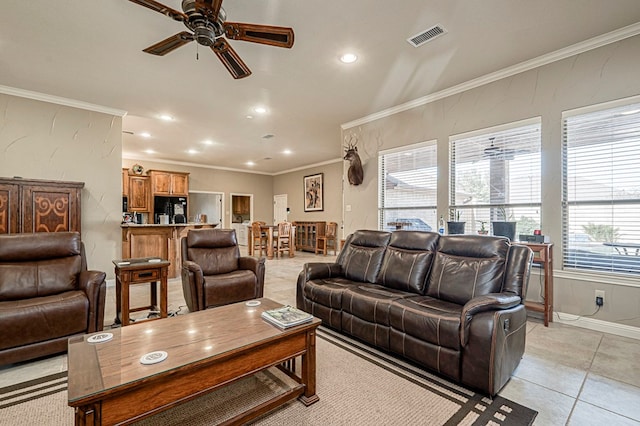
[0,232,107,366]
[181,228,265,312]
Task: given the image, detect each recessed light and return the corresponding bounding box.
[246,161,255,166]
[202,139,214,145]
[159,114,173,121]
[144,149,156,154]
[340,53,358,64]
[246,115,253,119]
[140,132,151,138]
[187,149,198,154]
[253,107,267,114]
[283,149,292,155]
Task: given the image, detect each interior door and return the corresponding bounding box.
[273,194,288,224]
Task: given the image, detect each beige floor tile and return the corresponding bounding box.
[499,376,574,426]
[579,374,640,422]
[590,334,640,388]
[525,322,603,370]
[512,352,587,397]
[568,401,640,426]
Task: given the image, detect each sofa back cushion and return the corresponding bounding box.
[377,231,439,294]
[426,235,510,305]
[338,230,391,283]
[185,229,240,275]
[0,232,83,301]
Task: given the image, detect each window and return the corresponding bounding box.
[449,118,541,235]
[563,99,640,276]
[378,141,437,232]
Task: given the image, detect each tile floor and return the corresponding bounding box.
[1,249,639,425]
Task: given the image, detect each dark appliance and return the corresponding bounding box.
[153,196,188,224]
[122,196,128,213]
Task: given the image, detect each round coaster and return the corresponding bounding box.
[245,300,261,307]
[140,351,168,365]
[87,333,113,344]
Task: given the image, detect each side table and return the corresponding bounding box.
[518,242,554,327]
[112,257,170,326]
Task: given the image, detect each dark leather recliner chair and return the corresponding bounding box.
[181,228,265,312]
[0,232,107,366]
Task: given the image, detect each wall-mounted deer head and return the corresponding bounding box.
[344,135,363,186]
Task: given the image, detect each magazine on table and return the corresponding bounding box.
[261,305,313,329]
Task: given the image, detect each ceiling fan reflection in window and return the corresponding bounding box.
[482,137,525,160]
[127,0,294,79]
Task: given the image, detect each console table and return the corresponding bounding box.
[519,242,553,327]
[113,257,170,326]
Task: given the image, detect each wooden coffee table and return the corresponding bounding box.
[67,298,320,425]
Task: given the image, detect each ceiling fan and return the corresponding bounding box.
[128,0,295,79]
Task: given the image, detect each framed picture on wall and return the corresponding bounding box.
[304,173,324,212]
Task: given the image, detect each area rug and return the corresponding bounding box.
[0,328,536,426]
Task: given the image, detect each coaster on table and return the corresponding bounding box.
[87,333,113,343]
[140,351,168,365]
[245,300,261,307]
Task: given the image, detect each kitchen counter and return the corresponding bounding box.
[121,223,217,278]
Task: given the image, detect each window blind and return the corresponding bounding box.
[563,100,640,276]
[449,119,541,235]
[378,141,437,232]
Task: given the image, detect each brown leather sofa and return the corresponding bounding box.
[0,232,107,366]
[181,228,265,311]
[297,230,533,395]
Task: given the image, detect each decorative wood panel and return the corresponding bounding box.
[0,177,83,235]
[0,183,19,234]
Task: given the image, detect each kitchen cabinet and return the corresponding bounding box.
[122,168,129,196]
[148,170,189,196]
[0,177,83,234]
[128,176,151,212]
[232,196,250,215]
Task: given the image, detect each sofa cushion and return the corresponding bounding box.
[425,235,509,306]
[303,277,359,310]
[389,295,463,350]
[377,231,439,294]
[342,284,414,326]
[338,230,390,283]
[0,291,89,350]
[0,257,82,301]
[203,270,257,308]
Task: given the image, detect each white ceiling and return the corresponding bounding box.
[2,1,640,174]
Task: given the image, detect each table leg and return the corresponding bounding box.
[299,329,319,405]
[267,227,274,260]
[121,273,130,326]
[160,267,168,319]
[114,273,122,325]
[150,281,158,311]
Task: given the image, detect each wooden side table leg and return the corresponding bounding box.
[121,272,130,326]
[160,267,168,319]
[299,329,319,406]
[74,402,101,426]
[114,271,122,325]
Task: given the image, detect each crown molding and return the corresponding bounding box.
[342,22,640,130]
[274,157,343,176]
[0,85,127,117]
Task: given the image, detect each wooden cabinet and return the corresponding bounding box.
[232,196,250,215]
[0,177,83,234]
[122,168,129,196]
[293,221,326,252]
[148,170,189,196]
[128,176,151,212]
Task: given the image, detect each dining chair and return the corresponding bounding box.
[275,221,293,258]
[251,221,268,257]
[315,221,338,255]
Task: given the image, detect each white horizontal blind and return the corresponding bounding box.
[378,141,437,232]
[449,120,541,235]
[563,100,640,275]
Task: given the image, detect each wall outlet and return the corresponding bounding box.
[595,290,605,306]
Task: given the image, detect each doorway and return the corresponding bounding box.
[231,193,253,246]
[189,191,224,228]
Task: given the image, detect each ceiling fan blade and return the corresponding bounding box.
[195,0,223,21]
[211,39,252,79]
[223,22,294,48]
[127,0,187,21]
[143,32,194,56]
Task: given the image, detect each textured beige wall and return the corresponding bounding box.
[342,35,640,327]
[0,93,122,279]
[273,161,344,236]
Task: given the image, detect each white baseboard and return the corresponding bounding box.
[555,311,640,340]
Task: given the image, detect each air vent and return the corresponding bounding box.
[407,25,446,47]
[262,134,275,139]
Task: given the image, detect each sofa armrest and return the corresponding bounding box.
[296,262,341,309]
[78,270,107,332]
[181,260,205,312]
[460,293,522,346]
[239,256,266,299]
